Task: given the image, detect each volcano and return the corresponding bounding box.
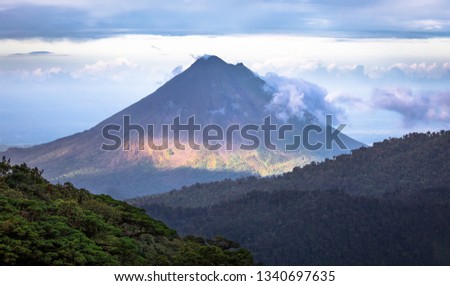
[2,56,364,199]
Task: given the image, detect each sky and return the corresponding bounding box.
[0,0,449,145]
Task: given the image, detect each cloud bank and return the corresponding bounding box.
[0,0,449,39]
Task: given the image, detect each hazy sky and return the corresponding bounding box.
[0,1,449,145]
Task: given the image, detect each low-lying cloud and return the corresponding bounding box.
[372,87,450,127]
[263,73,343,123]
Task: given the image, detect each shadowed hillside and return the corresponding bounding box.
[132,131,450,265]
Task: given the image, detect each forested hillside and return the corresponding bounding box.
[132,131,450,265]
[147,188,450,265]
[0,159,253,266]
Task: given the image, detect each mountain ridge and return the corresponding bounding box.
[131,130,449,208]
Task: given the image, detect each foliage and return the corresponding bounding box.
[145,188,450,266]
[0,159,253,266]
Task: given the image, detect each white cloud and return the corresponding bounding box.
[306,18,331,27]
[252,56,450,82]
[79,57,137,73]
[264,73,343,123]
[266,82,306,121]
[325,91,370,111]
[72,57,138,81]
[371,62,450,80]
[4,66,65,80]
[32,66,63,78]
[407,20,448,31]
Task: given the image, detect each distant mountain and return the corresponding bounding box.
[0,159,254,266]
[0,144,31,152]
[1,56,364,199]
[132,131,450,265]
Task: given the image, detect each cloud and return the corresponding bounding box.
[4,66,66,80]
[0,1,449,38]
[72,57,138,81]
[80,58,137,73]
[253,57,450,84]
[382,62,450,80]
[170,65,183,77]
[10,51,53,56]
[31,67,63,79]
[252,58,373,83]
[263,73,343,122]
[0,5,89,38]
[372,87,450,126]
[325,91,370,111]
[406,20,450,31]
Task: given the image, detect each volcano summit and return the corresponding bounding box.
[1,56,364,199]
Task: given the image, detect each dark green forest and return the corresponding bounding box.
[0,159,253,266]
[146,188,450,265]
[133,131,450,265]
